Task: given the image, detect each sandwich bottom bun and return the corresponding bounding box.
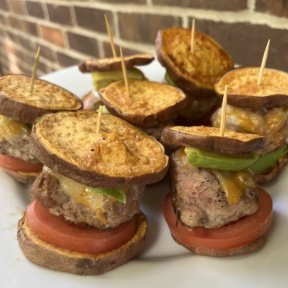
[4,169,39,184]
[163,191,272,257]
[17,212,147,275]
[254,156,288,185]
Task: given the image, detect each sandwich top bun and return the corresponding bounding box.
[0,74,82,124]
[156,27,233,91]
[30,111,168,187]
[100,80,187,127]
[215,67,288,109]
[161,125,265,155]
[79,54,154,73]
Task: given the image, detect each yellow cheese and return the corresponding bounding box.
[213,105,288,138]
[44,167,107,224]
[0,114,30,142]
[213,171,255,205]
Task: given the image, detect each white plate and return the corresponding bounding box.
[1,62,287,288]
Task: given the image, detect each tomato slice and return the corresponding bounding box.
[163,191,272,250]
[26,200,137,254]
[0,155,43,173]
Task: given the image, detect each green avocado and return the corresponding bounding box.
[184,147,258,171]
[249,145,288,174]
[164,72,175,86]
[93,79,114,90]
[85,187,126,203]
[92,68,145,90]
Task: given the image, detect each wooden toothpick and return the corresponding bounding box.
[30,47,41,94]
[257,39,270,85]
[219,85,228,137]
[104,14,117,58]
[88,105,104,167]
[96,105,104,134]
[88,141,101,168]
[190,18,195,53]
[119,46,130,97]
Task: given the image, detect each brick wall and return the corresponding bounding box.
[0,0,288,76]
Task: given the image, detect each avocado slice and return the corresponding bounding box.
[249,145,288,174]
[93,79,114,90]
[164,72,175,86]
[184,147,258,171]
[92,68,145,90]
[86,187,126,203]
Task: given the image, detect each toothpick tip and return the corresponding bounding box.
[30,46,41,94]
[219,84,228,137]
[257,38,271,85]
[190,18,196,53]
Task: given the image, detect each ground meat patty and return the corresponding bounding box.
[31,170,144,229]
[170,149,259,229]
[0,134,38,162]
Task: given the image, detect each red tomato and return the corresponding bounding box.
[26,200,137,254]
[0,155,43,172]
[163,191,272,250]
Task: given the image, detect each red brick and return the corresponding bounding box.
[7,31,19,43]
[18,61,34,75]
[67,32,99,57]
[18,34,34,51]
[0,57,10,73]
[1,65,10,74]
[118,13,182,44]
[57,52,82,67]
[193,19,288,71]
[255,0,288,17]
[9,0,27,15]
[0,13,7,25]
[38,60,52,74]
[7,15,22,30]
[0,28,5,37]
[23,20,38,35]
[74,6,112,33]
[40,25,66,48]
[35,43,57,62]
[0,0,8,11]
[26,1,45,19]
[8,16,38,35]
[95,0,145,3]
[14,48,35,67]
[153,0,247,11]
[47,4,73,26]
[103,41,142,57]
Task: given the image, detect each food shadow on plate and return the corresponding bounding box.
[0,172,30,229]
[17,182,33,207]
[138,178,191,262]
[262,167,287,196]
[141,179,169,243]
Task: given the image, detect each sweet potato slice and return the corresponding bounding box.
[100,80,187,127]
[215,67,288,109]
[156,28,233,91]
[161,125,264,155]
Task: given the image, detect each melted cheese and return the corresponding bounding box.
[213,105,288,139]
[45,167,107,224]
[0,114,30,142]
[213,171,255,205]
